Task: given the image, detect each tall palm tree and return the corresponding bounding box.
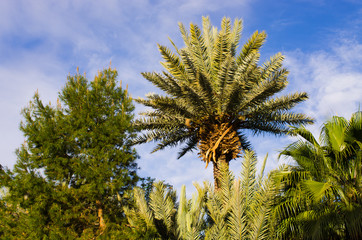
[278,111,362,239]
[135,17,313,189]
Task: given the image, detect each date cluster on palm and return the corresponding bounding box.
[195,117,242,168]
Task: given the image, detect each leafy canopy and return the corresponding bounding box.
[277,111,362,239]
[0,67,139,239]
[135,17,313,170]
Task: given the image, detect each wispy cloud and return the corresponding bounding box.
[1,0,361,196]
[0,0,251,193]
[285,38,362,127]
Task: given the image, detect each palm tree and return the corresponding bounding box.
[123,182,179,239]
[278,111,362,239]
[204,150,281,239]
[124,150,282,240]
[135,17,313,189]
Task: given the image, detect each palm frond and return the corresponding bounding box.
[177,184,206,240]
[247,92,309,116]
[151,129,195,153]
[227,179,248,239]
[216,54,236,112]
[133,187,155,228]
[236,30,267,65]
[240,150,257,205]
[136,94,197,118]
[158,44,188,82]
[189,23,211,77]
[228,18,243,56]
[141,72,182,98]
[248,178,276,240]
[235,69,289,112]
[149,182,177,237]
[177,134,198,159]
[132,129,168,145]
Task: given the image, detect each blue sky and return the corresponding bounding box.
[1,0,361,195]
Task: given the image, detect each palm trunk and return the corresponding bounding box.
[212,154,230,191]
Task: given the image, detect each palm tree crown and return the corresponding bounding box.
[278,111,362,239]
[135,17,313,188]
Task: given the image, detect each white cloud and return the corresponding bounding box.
[285,39,362,137]
[0,59,63,169]
[0,0,252,197]
[7,0,360,197]
[135,143,214,197]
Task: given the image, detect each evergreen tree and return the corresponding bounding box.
[0,67,139,239]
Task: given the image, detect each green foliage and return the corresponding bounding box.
[204,151,280,240]
[123,182,177,240]
[277,111,362,239]
[135,16,313,188]
[0,68,139,239]
[124,151,281,239]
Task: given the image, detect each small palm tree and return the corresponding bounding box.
[278,111,362,239]
[123,180,206,240]
[135,17,313,189]
[124,151,282,240]
[204,150,280,239]
[123,182,178,239]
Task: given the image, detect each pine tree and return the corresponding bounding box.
[0,67,139,239]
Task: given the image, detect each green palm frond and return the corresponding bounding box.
[278,111,362,239]
[248,112,313,129]
[240,150,257,204]
[236,30,267,65]
[124,182,178,239]
[216,54,236,112]
[151,130,195,153]
[158,44,188,83]
[133,187,155,228]
[177,184,206,240]
[248,92,309,115]
[258,153,268,182]
[260,53,284,80]
[249,180,275,240]
[140,72,182,98]
[321,116,348,152]
[189,23,210,76]
[123,187,159,239]
[232,71,288,113]
[132,129,167,145]
[227,179,248,239]
[149,182,177,236]
[228,18,243,56]
[302,180,335,202]
[136,17,313,189]
[201,16,214,59]
[177,134,198,159]
[287,125,319,145]
[346,111,362,142]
